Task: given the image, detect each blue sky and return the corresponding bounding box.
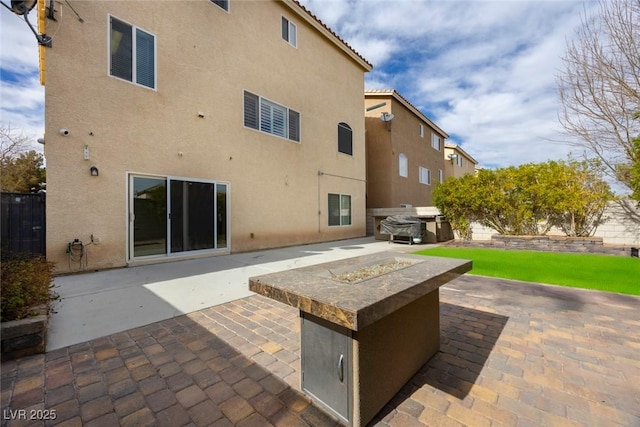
[1,0,597,167]
[299,0,598,168]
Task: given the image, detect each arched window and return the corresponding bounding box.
[399,153,408,177]
[338,122,353,155]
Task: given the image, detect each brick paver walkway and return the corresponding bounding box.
[2,275,639,426]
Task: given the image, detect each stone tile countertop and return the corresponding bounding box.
[249,252,472,331]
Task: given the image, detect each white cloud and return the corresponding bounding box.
[2,0,599,164]
[0,8,44,148]
[300,0,598,170]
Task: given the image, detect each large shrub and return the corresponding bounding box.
[1,256,57,322]
[544,160,614,236]
[433,160,614,239]
[431,173,475,239]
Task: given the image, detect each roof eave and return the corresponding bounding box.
[283,0,373,72]
[365,90,449,139]
[444,143,478,164]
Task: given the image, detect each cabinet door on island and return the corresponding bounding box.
[301,313,352,424]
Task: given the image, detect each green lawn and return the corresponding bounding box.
[413,247,640,295]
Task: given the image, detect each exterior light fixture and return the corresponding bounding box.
[90,166,99,176]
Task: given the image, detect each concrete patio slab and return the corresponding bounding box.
[47,237,407,351]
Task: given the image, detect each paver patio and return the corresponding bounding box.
[2,275,639,426]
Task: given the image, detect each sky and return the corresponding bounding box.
[0,0,598,168]
[1,3,45,153]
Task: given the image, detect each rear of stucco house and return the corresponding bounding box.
[364,90,451,242]
[43,0,372,273]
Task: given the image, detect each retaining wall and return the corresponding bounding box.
[448,235,631,256]
[1,306,48,361]
[468,200,640,247]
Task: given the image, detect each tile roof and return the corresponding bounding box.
[365,89,449,138]
[445,142,479,164]
[286,0,373,71]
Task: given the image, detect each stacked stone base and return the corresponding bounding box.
[448,235,633,257]
[1,306,48,361]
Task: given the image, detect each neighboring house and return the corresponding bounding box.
[42,0,372,272]
[444,143,478,178]
[364,90,450,242]
[364,90,447,208]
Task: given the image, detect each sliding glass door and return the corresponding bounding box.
[131,176,167,257]
[129,175,229,260]
[171,180,215,252]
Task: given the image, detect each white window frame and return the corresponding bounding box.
[456,155,463,167]
[282,16,297,47]
[328,193,352,227]
[127,173,231,262]
[431,134,442,151]
[108,15,157,90]
[261,98,288,138]
[439,169,444,184]
[419,124,424,138]
[399,153,408,178]
[419,167,431,185]
[243,91,300,143]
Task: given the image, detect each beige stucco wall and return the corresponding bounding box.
[443,146,476,178]
[44,0,368,272]
[365,95,445,209]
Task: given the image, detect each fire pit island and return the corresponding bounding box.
[249,252,472,426]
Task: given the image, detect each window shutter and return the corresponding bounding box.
[338,122,352,155]
[272,106,286,137]
[110,18,133,82]
[135,29,155,88]
[244,91,259,130]
[289,110,300,142]
[260,101,272,134]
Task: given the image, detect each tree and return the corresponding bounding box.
[557,0,640,193]
[1,151,46,193]
[631,135,640,201]
[544,159,613,236]
[432,174,475,239]
[433,160,614,238]
[620,111,640,202]
[0,126,45,193]
[1,125,31,163]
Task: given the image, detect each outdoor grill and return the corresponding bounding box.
[379,215,425,244]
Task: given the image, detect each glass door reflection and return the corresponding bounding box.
[132,177,167,257]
